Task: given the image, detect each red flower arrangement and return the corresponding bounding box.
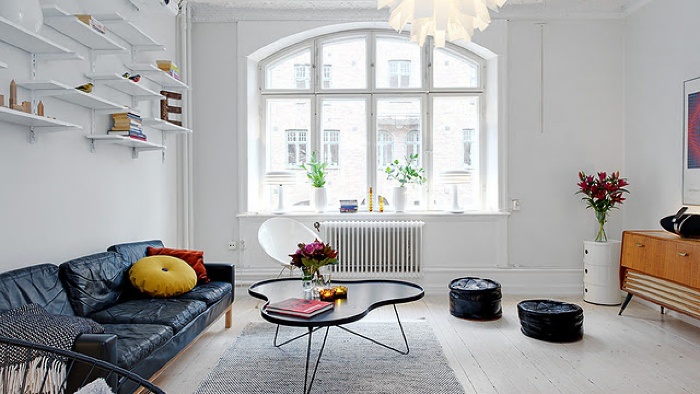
[576,171,630,242]
[289,239,338,276]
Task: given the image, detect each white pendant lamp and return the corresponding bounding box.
[377,0,507,47]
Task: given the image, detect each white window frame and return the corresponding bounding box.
[257,29,488,212]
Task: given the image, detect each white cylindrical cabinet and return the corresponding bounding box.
[583,240,622,305]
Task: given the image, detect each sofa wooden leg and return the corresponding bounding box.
[225,306,233,328]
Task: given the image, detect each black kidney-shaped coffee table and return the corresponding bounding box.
[248,278,424,394]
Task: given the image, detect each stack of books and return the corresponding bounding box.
[340,199,358,213]
[109,112,146,141]
[75,15,106,35]
[156,60,180,81]
[265,298,334,318]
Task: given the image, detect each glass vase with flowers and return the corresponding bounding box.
[289,239,338,296]
[576,171,630,242]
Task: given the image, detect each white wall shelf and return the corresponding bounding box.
[85,73,165,101]
[0,106,82,129]
[0,105,82,142]
[127,63,189,90]
[0,15,79,59]
[142,117,192,134]
[0,60,7,69]
[92,14,166,52]
[16,80,127,112]
[86,135,165,159]
[42,6,127,53]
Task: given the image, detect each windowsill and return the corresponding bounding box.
[237,210,510,221]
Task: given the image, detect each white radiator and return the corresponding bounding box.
[320,220,424,278]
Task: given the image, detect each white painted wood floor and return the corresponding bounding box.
[153,288,700,393]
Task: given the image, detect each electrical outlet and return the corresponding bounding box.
[228,241,237,251]
[511,199,521,211]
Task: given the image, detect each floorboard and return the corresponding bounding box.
[152,288,700,393]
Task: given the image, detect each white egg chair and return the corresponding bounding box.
[258,218,321,277]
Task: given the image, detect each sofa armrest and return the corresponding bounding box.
[69,333,118,393]
[73,333,118,364]
[205,262,235,286]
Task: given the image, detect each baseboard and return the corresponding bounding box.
[235,267,584,297]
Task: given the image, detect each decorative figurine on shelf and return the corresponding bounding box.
[75,83,93,93]
[37,101,44,116]
[122,72,141,82]
[9,80,17,108]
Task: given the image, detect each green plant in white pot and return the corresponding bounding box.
[301,151,328,212]
[385,154,426,212]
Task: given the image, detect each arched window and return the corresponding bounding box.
[258,30,485,211]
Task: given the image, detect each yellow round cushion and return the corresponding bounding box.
[129,256,197,297]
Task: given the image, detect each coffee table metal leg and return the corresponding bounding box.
[336,304,410,355]
[274,325,323,348]
[304,326,330,394]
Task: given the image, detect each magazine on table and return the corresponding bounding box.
[265,298,333,318]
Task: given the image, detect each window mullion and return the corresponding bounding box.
[368,94,377,194]
[423,93,432,210]
[312,95,320,157]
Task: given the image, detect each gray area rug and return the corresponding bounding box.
[195,321,466,394]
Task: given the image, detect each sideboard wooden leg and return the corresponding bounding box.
[618,293,634,315]
[660,306,665,315]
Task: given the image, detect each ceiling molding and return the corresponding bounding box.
[189,0,645,23]
[621,0,654,17]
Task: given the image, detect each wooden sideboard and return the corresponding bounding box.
[619,230,700,319]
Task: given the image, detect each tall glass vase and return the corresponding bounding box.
[301,267,315,297]
[595,210,608,242]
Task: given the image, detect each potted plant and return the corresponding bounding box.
[385,154,426,212]
[301,151,328,212]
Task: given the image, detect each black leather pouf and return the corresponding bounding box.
[517,299,584,342]
[449,277,502,320]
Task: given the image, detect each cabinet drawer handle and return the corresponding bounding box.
[635,243,644,247]
[678,252,689,257]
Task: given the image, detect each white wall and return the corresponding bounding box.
[624,0,700,229]
[191,14,625,294]
[508,20,625,269]
[0,1,181,269]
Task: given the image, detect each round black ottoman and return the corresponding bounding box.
[449,277,502,320]
[517,299,584,342]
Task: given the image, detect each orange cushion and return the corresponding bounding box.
[147,246,210,284]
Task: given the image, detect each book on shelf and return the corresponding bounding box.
[109,129,147,141]
[112,114,141,121]
[156,60,180,80]
[75,15,106,35]
[265,298,333,318]
[112,121,142,130]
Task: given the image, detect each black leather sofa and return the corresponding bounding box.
[0,240,234,393]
